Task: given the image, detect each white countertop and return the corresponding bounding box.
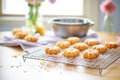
[0,31,120,80]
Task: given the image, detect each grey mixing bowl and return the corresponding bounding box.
[52,17,94,38]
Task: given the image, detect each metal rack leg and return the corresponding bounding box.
[99,68,102,76]
[23,57,26,62]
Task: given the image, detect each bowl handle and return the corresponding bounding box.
[89,21,95,26]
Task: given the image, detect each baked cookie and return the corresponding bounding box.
[45,46,61,55]
[12,28,22,35]
[73,43,88,51]
[66,37,80,44]
[93,44,107,54]
[56,40,71,49]
[14,31,29,39]
[84,39,99,46]
[104,41,118,49]
[83,49,99,60]
[24,35,38,42]
[62,48,80,58]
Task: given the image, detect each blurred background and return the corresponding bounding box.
[0,0,120,32]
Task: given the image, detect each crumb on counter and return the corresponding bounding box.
[10,65,14,68]
[11,54,18,58]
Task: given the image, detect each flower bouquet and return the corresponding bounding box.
[100,0,116,32]
[25,0,56,35]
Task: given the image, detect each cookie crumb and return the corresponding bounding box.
[24,71,27,73]
[47,70,49,72]
[0,65,3,68]
[40,66,43,69]
[10,65,14,68]
[60,72,62,74]
[19,63,22,67]
[40,61,46,65]
[16,66,19,68]
[19,64,22,67]
[12,54,18,58]
[59,66,62,69]
[44,67,47,70]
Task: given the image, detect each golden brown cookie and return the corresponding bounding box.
[84,39,99,46]
[62,48,80,58]
[93,44,107,54]
[66,37,80,44]
[83,49,99,60]
[73,43,88,51]
[56,40,71,49]
[14,31,29,39]
[12,28,22,35]
[104,41,118,49]
[45,46,61,55]
[24,35,38,42]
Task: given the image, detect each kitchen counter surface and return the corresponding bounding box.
[0,31,120,80]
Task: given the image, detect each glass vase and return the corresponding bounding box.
[103,14,114,32]
[25,3,41,33]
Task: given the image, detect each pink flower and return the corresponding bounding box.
[116,34,120,41]
[116,35,120,46]
[49,0,56,4]
[100,0,116,14]
[26,0,44,4]
[26,0,56,4]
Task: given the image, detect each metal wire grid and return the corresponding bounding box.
[23,47,120,70]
